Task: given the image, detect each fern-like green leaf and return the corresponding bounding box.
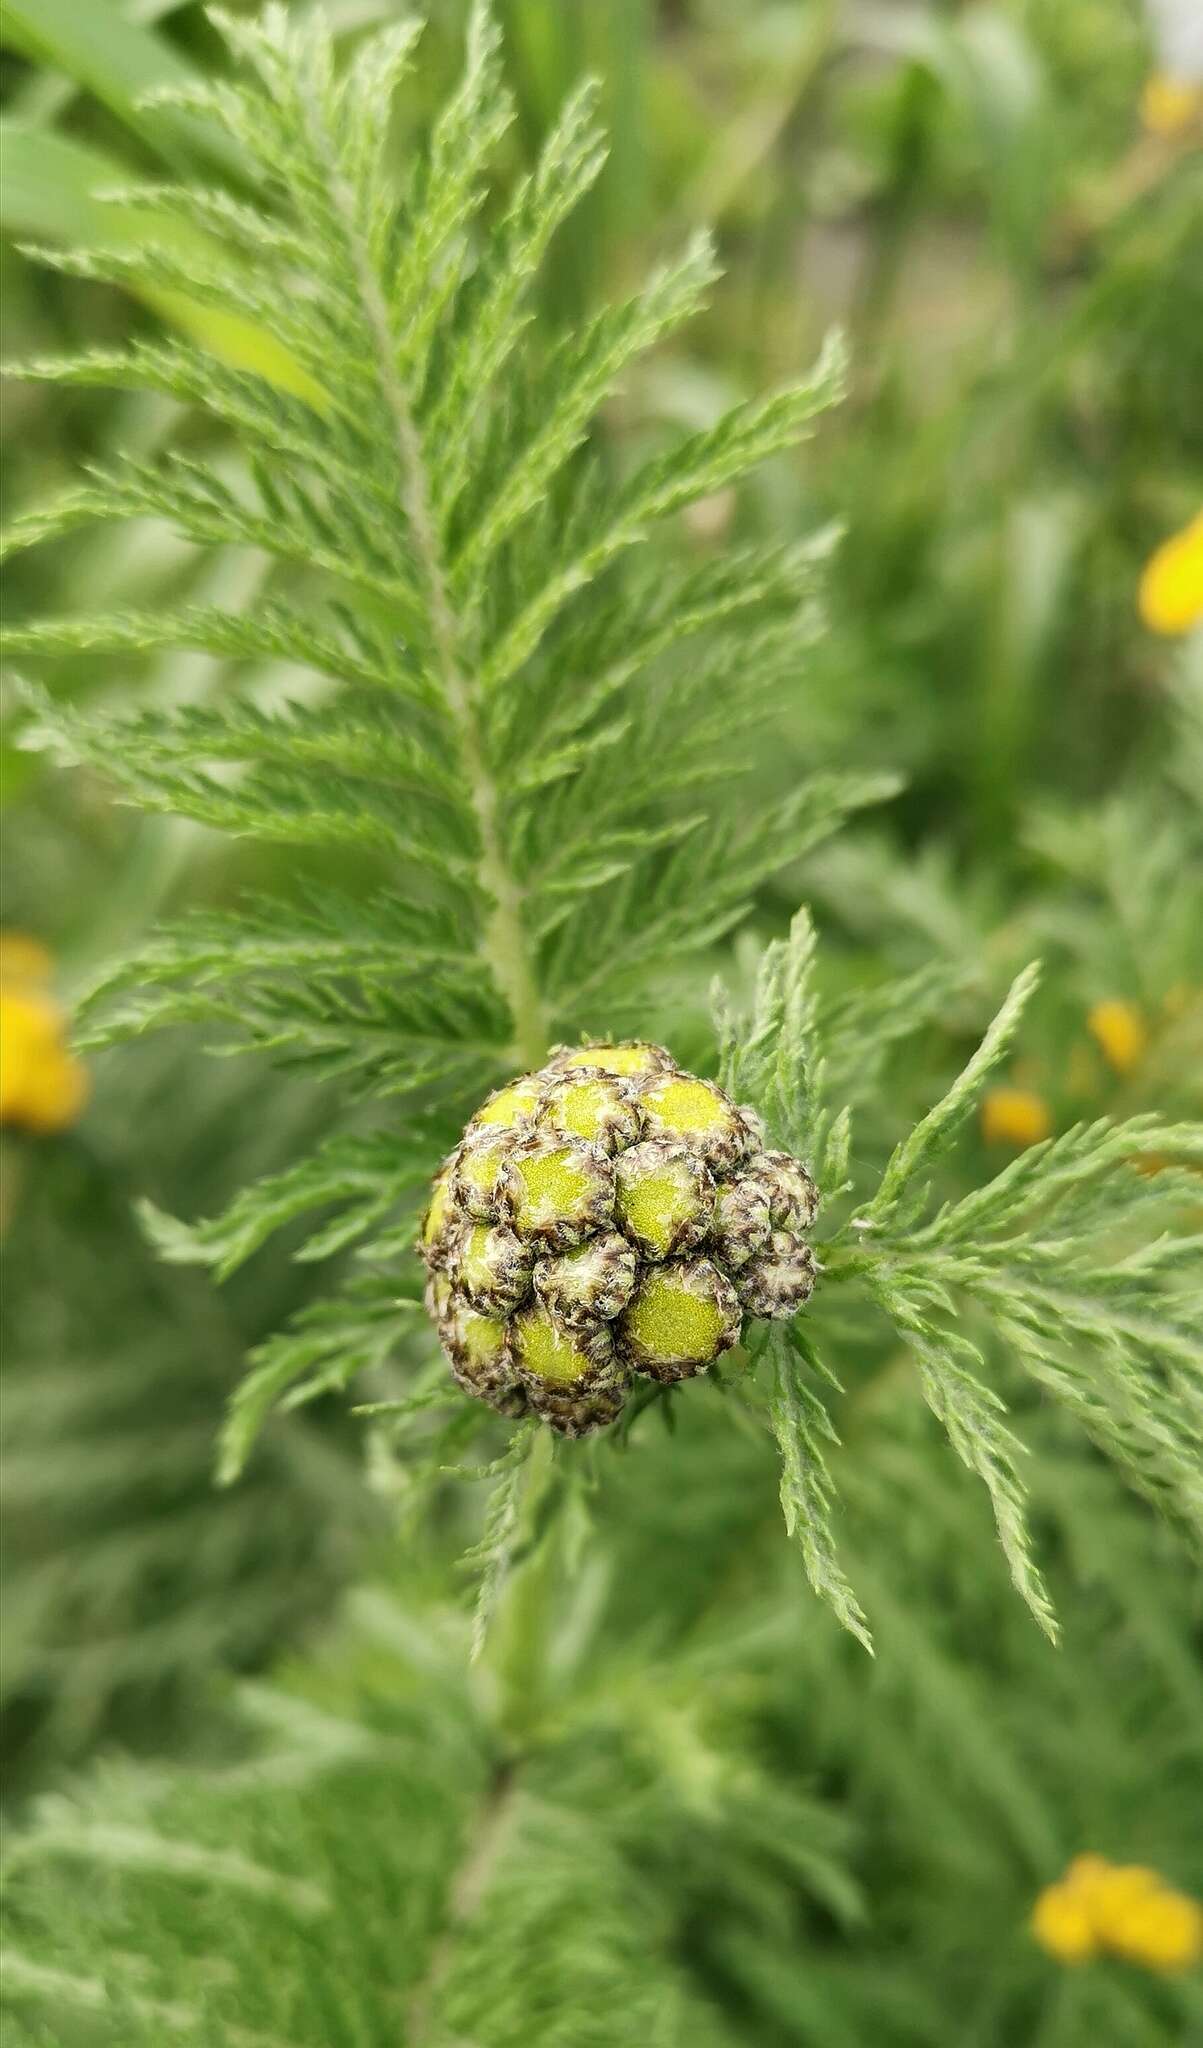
[766,1326,873,1653]
[718,912,1202,1640]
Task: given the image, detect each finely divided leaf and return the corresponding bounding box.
[766,1328,872,1653]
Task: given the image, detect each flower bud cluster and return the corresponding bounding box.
[420,1041,818,1435]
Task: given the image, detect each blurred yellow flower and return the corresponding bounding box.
[1087,998,1149,1075]
[0,934,89,1136]
[1031,1882,1098,1964]
[1033,1855,1202,1973]
[1110,1888,1203,1972]
[1138,511,1203,635]
[1140,72,1203,138]
[981,1087,1052,1149]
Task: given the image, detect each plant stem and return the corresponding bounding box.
[489,1426,559,1745]
[311,100,549,1072]
[383,370,546,1067]
[406,1758,518,2044]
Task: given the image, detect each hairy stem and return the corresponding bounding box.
[311,106,549,1071]
[488,1426,559,1743]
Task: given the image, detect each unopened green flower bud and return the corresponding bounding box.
[711,1174,772,1270]
[500,1132,615,1250]
[750,1150,819,1233]
[619,1256,741,1381]
[452,1129,511,1220]
[529,1368,629,1437]
[614,1138,713,1260]
[449,1220,532,1315]
[736,1234,817,1318]
[534,1232,639,1327]
[511,1301,627,1436]
[441,1290,527,1417]
[636,1071,748,1170]
[547,1040,672,1080]
[537,1071,642,1153]
[470,1075,542,1130]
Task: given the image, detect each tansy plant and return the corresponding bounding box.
[4,4,1202,1655]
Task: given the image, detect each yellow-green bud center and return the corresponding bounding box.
[614,1142,709,1259]
[454,1132,510,1215]
[514,1304,597,1386]
[473,1077,541,1127]
[638,1074,748,1171]
[540,1074,637,1149]
[505,1140,612,1243]
[458,1308,508,1365]
[556,1042,662,1077]
[623,1266,726,1365]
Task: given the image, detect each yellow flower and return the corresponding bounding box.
[981,1087,1052,1149]
[1093,1862,1203,1972]
[1090,1862,1160,1927]
[1112,1890,1203,1972]
[1140,72,1203,139]
[1139,511,1203,635]
[1087,998,1148,1075]
[1033,1856,1203,1974]
[0,934,89,1136]
[1031,1882,1099,1964]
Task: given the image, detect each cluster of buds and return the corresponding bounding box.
[420,1041,818,1435]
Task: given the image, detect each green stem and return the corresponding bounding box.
[411,1433,562,2046]
[407,1757,518,2044]
[309,90,549,1072]
[489,1427,559,1745]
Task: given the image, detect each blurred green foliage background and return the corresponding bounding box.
[2,2,1201,2041]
